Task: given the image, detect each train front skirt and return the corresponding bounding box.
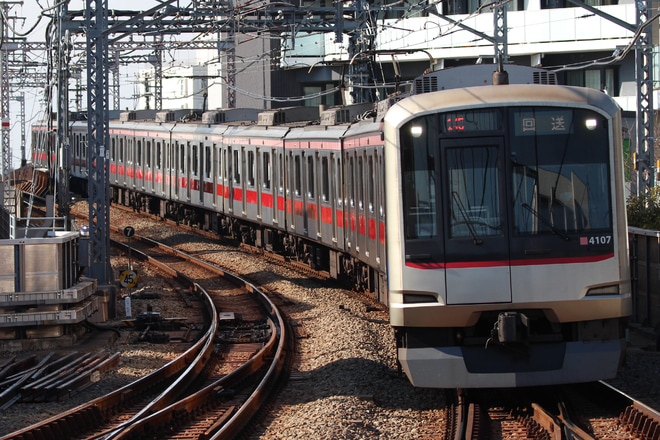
[399,339,626,388]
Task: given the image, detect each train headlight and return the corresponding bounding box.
[411,125,424,137]
[586,284,619,296]
[585,118,598,130]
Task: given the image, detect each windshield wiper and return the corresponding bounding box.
[451,192,483,245]
[521,202,570,241]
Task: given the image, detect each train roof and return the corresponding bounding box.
[385,83,621,130]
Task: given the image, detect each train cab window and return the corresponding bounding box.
[321,156,329,202]
[247,151,255,187]
[294,155,302,196]
[136,141,142,166]
[233,149,241,184]
[307,154,315,198]
[510,107,611,234]
[263,152,271,190]
[447,146,502,238]
[205,146,212,178]
[401,116,437,239]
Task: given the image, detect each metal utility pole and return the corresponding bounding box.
[0,3,12,182]
[149,35,163,111]
[56,3,71,218]
[85,0,111,285]
[635,0,654,195]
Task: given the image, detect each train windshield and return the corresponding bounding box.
[510,107,611,235]
[401,106,612,245]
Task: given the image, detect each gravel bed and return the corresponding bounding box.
[2,204,660,439]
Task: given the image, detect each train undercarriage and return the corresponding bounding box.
[109,186,385,302]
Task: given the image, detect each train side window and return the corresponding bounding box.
[295,155,302,196]
[348,156,355,208]
[335,154,342,208]
[111,138,116,161]
[146,141,152,168]
[119,138,124,162]
[82,136,86,159]
[307,154,315,198]
[136,140,142,166]
[233,149,241,184]
[247,151,255,187]
[205,145,211,178]
[263,151,271,190]
[127,139,133,164]
[192,144,199,175]
[322,156,329,202]
[278,153,284,194]
[358,155,364,211]
[179,143,185,172]
[157,142,162,169]
[368,154,374,213]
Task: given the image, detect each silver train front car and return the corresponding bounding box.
[383,82,631,388]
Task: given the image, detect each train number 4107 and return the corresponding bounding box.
[582,235,612,246]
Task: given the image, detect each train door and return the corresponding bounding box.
[365,149,379,267]
[259,149,273,225]
[119,137,126,187]
[210,144,218,208]
[246,147,258,219]
[305,152,317,238]
[127,138,135,188]
[145,139,153,193]
[176,141,184,201]
[441,137,511,305]
[275,150,284,227]
[345,151,357,253]
[332,152,344,249]
[155,141,163,196]
[136,139,143,190]
[356,151,367,259]
[189,142,198,203]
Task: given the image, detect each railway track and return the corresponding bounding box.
[446,381,660,440]
[1,229,291,440]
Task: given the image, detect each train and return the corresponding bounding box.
[31,64,632,388]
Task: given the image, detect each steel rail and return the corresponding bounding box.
[106,233,289,440]
[0,240,218,440]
